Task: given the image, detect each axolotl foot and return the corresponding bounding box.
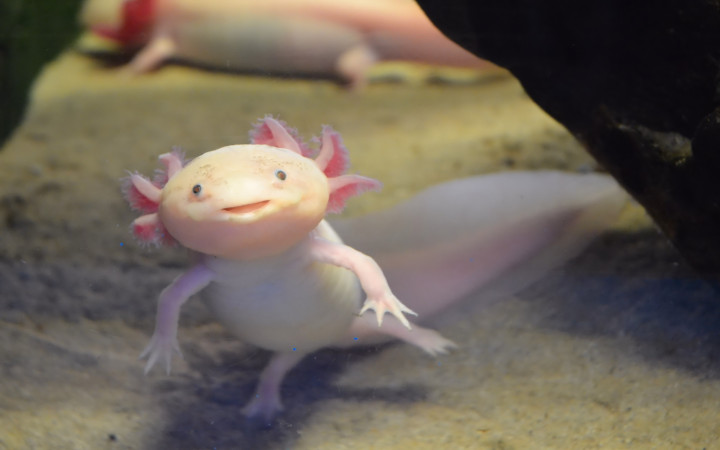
[399,325,457,356]
[347,313,457,356]
[359,291,417,329]
[241,393,284,421]
[139,332,183,375]
[241,351,306,420]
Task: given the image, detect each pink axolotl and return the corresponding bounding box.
[124,117,625,419]
[82,0,493,86]
[124,117,455,418]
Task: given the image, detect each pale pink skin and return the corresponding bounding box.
[126,117,452,419]
[125,117,626,420]
[99,0,492,87]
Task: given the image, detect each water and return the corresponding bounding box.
[1,3,719,449]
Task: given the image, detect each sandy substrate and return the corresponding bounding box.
[1,50,719,449]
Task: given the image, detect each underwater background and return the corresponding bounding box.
[1,1,720,448]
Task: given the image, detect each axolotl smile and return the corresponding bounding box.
[223,200,271,215]
[218,199,276,222]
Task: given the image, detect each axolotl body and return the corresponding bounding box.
[125,117,453,418]
[82,0,494,86]
[125,117,626,419]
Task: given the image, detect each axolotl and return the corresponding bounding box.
[82,0,494,87]
[124,117,456,418]
[124,116,625,419]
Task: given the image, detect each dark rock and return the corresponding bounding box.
[416,0,720,275]
[0,0,83,147]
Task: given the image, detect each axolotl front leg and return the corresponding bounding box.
[307,236,455,360]
[308,236,417,328]
[139,263,215,373]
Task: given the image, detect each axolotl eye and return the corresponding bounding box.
[192,184,202,195]
[274,169,287,181]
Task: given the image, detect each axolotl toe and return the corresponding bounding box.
[123,116,625,420]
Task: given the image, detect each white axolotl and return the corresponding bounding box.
[81,0,494,87]
[124,116,625,419]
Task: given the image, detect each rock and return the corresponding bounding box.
[416,0,720,275]
[0,0,82,147]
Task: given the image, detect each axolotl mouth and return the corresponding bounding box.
[222,200,270,215]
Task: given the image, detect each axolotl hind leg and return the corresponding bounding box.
[344,314,456,356]
[241,317,454,421]
[241,351,307,420]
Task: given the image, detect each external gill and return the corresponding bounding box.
[124,150,186,245]
[250,116,382,213]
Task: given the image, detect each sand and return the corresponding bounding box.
[0,49,718,449]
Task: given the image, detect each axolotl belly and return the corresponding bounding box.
[123,116,625,420]
[204,221,362,353]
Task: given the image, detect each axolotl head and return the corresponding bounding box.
[123,117,381,260]
[81,0,156,46]
[160,145,329,259]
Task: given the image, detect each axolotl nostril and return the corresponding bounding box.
[123,116,626,419]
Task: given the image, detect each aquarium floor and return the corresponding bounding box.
[1,51,719,449]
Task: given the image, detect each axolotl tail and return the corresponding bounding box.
[330,170,626,323]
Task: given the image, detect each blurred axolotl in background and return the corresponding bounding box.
[80,0,497,87]
[123,116,625,419]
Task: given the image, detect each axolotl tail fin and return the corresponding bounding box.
[330,170,627,321]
